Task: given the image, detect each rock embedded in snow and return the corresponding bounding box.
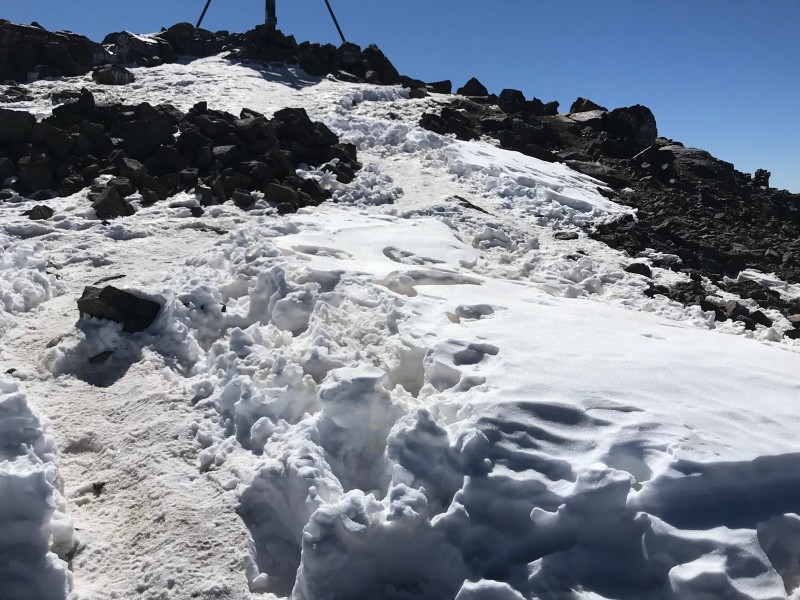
[91,64,136,85]
[77,285,161,333]
[90,187,135,220]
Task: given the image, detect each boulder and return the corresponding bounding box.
[77,285,161,332]
[754,168,770,188]
[427,80,452,94]
[362,44,400,85]
[17,153,53,191]
[122,117,177,159]
[23,205,54,220]
[0,108,35,143]
[570,97,607,113]
[114,31,176,65]
[155,23,223,57]
[603,105,657,148]
[457,77,489,97]
[92,64,135,85]
[624,263,652,277]
[337,42,365,77]
[498,89,526,113]
[91,187,135,219]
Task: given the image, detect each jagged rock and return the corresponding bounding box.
[427,80,452,94]
[92,64,135,85]
[338,42,365,77]
[232,189,255,208]
[118,158,147,183]
[624,263,652,278]
[91,187,135,219]
[114,31,175,65]
[122,117,177,159]
[77,285,161,332]
[666,145,734,181]
[363,44,400,85]
[0,108,35,143]
[754,168,771,188]
[603,105,657,148]
[570,97,607,113]
[0,20,112,82]
[0,157,15,180]
[457,77,489,97]
[298,42,339,77]
[155,23,223,57]
[23,205,54,220]
[498,89,526,113]
[17,153,53,191]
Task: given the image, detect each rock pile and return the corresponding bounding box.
[0,19,417,89]
[0,19,112,82]
[420,85,800,336]
[0,90,360,216]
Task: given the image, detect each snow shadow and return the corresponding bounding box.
[634,452,800,530]
[225,59,324,91]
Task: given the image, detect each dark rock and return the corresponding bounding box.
[0,157,15,181]
[624,263,652,278]
[603,105,657,148]
[362,44,400,84]
[77,285,161,332]
[457,77,489,97]
[118,157,147,183]
[427,80,452,94]
[541,101,560,116]
[91,187,135,219]
[114,31,175,65]
[122,117,176,159]
[264,182,298,204]
[156,23,223,57]
[17,153,53,191]
[570,97,607,113]
[92,64,135,85]
[232,189,255,208]
[498,89,526,113]
[553,231,579,241]
[23,205,54,220]
[338,42,365,77]
[106,177,135,198]
[0,21,112,82]
[754,169,770,188]
[298,42,339,77]
[0,108,36,143]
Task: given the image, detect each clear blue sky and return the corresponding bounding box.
[4,1,799,192]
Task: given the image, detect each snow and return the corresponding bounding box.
[1,53,799,600]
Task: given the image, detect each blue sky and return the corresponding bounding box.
[4,1,799,191]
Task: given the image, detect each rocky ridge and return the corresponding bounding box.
[418,80,800,335]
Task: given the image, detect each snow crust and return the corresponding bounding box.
[1,54,799,600]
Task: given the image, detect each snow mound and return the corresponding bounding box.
[0,377,74,600]
[0,235,63,335]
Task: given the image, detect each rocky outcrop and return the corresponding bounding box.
[91,64,135,85]
[0,19,112,82]
[419,90,800,335]
[0,90,360,217]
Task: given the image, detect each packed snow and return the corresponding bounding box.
[1,53,799,600]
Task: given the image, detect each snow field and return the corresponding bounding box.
[0,54,798,599]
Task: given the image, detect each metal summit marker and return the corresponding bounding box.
[196,0,345,42]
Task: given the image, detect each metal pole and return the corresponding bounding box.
[266,0,277,27]
[196,0,213,28]
[323,0,347,43]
